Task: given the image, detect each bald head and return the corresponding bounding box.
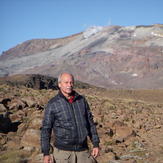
[58,73,74,83]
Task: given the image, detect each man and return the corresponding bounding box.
[41,72,100,163]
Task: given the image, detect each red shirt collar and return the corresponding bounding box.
[69,96,75,103]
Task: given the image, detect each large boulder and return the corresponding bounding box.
[21,129,41,149]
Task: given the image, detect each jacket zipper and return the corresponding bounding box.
[69,103,78,150]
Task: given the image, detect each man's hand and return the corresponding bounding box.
[92,147,100,158]
[43,155,53,163]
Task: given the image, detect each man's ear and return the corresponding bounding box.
[58,82,61,88]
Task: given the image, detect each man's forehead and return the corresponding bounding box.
[61,74,73,79]
[61,77,74,82]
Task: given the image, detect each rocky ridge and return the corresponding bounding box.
[0,83,163,163]
[0,74,95,90]
[0,74,58,90]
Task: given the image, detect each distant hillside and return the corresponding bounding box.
[0,24,163,89]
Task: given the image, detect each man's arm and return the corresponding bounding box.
[84,98,100,154]
[41,103,54,157]
[92,147,100,158]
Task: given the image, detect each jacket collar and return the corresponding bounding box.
[58,90,79,102]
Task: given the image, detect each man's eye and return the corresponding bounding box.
[64,82,73,84]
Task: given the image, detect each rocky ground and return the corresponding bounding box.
[0,84,163,163]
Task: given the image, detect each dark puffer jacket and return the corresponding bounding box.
[41,91,100,156]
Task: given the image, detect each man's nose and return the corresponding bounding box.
[67,82,73,87]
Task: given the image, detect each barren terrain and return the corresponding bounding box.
[0,82,163,163]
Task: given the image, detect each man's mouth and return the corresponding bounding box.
[66,87,72,90]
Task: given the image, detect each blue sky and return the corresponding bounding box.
[0,0,163,55]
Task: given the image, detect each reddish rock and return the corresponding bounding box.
[21,129,41,148]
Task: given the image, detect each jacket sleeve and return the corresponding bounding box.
[84,98,100,148]
[41,102,55,156]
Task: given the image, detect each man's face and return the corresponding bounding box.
[58,73,74,97]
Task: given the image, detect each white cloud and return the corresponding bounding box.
[83,26,104,38]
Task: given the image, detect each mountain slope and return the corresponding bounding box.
[0,24,163,89]
[0,32,81,60]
